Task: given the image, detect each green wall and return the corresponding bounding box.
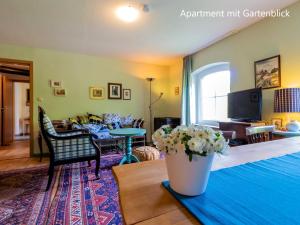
[191,1,300,125]
[0,44,176,154]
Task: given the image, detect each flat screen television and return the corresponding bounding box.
[228,88,262,122]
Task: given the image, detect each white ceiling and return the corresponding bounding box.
[0,0,298,65]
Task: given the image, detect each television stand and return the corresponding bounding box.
[219,121,265,143]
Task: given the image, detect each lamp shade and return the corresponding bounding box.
[274,88,300,113]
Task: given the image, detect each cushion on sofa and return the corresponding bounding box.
[103,113,121,124]
[77,115,89,124]
[132,118,144,128]
[69,117,80,125]
[120,114,134,126]
[107,122,122,130]
[88,113,103,124]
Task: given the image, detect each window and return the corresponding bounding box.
[191,63,230,124]
[201,71,230,120]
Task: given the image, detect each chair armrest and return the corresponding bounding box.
[48,132,93,140]
[56,129,88,135]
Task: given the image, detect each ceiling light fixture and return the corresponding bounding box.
[115,3,149,23]
[116,5,140,23]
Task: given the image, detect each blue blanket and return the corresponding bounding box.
[162,152,300,225]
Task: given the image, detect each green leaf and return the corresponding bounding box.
[189,153,193,162]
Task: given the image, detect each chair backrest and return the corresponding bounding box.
[38,106,57,136]
[246,125,275,144]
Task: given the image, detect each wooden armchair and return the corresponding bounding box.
[246,125,275,144]
[38,107,100,191]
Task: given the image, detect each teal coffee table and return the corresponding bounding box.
[110,128,146,165]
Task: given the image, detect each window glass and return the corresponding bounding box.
[193,69,230,122]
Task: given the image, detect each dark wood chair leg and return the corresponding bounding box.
[38,133,43,162]
[46,163,54,191]
[95,158,100,179]
[88,160,91,167]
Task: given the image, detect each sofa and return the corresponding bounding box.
[69,113,145,150]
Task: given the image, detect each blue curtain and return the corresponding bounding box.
[181,55,193,125]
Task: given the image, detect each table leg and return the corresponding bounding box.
[119,136,140,165]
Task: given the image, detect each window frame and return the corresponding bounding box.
[191,62,230,125]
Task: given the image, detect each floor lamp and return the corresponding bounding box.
[146,78,163,138]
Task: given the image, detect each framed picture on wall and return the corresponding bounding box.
[50,80,62,88]
[108,83,122,99]
[123,89,131,100]
[254,55,281,89]
[54,88,66,96]
[90,87,105,100]
[271,118,282,130]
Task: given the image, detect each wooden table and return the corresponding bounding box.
[113,137,300,225]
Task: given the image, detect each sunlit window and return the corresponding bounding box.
[191,63,230,124]
[201,71,230,121]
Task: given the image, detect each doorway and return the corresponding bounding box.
[0,59,33,160]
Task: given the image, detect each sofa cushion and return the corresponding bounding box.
[77,115,89,124]
[103,113,121,124]
[88,113,103,124]
[107,122,122,130]
[132,118,144,128]
[69,117,80,125]
[120,114,134,126]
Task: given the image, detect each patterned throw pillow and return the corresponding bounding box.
[132,119,144,128]
[103,113,121,124]
[88,113,103,124]
[107,122,122,130]
[77,115,89,124]
[120,114,134,126]
[69,117,80,125]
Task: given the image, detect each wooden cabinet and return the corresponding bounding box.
[219,121,265,144]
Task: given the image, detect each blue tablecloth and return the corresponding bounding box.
[163,152,300,225]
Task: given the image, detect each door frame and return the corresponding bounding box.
[12,79,30,138]
[0,58,34,156]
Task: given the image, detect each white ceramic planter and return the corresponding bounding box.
[165,151,214,196]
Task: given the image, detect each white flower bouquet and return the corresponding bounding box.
[152,125,228,161]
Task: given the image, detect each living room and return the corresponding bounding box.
[0,0,300,224]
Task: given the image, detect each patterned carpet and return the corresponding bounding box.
[0,153,123,225]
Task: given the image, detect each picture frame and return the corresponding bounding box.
[90,87,105,100]
[54,88,66,96]
[123,89,131,100]
[108,83,122,99]
[254,55,281,89]
[271,118,282,130]
[50,80,62,88]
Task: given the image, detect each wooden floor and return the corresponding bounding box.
[0,140,49,171]
[0,140,30,160]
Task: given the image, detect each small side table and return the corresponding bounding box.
[273,130,300,137]
[110,128,146,165]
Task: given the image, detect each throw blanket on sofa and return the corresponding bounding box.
[73,124,120,139]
